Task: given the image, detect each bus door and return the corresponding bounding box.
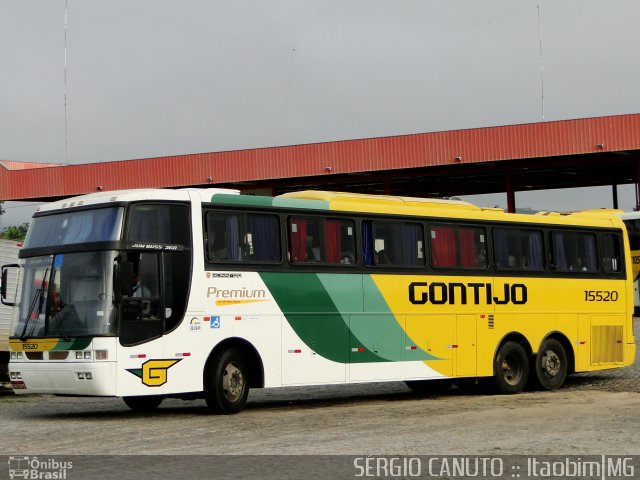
[117,251,166,395]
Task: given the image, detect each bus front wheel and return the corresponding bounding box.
[493,341,529,394]
[123,395,163,412]
[534,338,568,390]
[205,348,249,414]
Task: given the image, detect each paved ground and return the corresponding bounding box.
[0,320,638,458]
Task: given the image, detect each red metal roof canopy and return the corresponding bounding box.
[2,113,640,203]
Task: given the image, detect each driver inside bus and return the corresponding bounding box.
[131,272,151,297]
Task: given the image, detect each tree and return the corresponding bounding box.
[0,223,29,241]
[0,201,4,216]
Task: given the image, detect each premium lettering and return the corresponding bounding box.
[207,286,266,299]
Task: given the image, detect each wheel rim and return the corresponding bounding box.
[500,353,524,386]
[222,361,245,403]
[541,349,561,377]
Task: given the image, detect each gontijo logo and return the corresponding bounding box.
[409,281,527,305]
[207,286,268,306]
[126,359,182,387]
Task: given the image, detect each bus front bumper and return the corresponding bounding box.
[9,361,117,396]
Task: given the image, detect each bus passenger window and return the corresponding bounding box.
[431,224,487,270]
[494,228,544,271]
[551,231,597,273]
[326,219,355,265]
[366,221,423,267]
[288,217,355,265]
[431,225,457,267]
[206,212,280,263]
[460,227,486,269]
[289,217,319,263]
[601,233,622,274]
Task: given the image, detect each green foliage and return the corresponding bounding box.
[0,223,29,241]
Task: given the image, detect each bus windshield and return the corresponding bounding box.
[23,207,124,249]
[12,251,118,338]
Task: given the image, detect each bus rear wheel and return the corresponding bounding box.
[205,348,249,414]
[123,395,163,412]
[493,341,529,394]
[534,338,568,390]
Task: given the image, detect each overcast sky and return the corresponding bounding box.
[1,0,640,226]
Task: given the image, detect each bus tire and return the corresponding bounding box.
[405,379,453,394]
[123,395,163,412]
[493,341,529,394]
[205,348,249,414]
[534,338,568,390]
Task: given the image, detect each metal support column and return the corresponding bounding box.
[636,156,640,211]
[506,172,516,213]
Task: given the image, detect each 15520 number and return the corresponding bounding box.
[584,290,619,302]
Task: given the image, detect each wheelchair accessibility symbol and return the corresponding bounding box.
[209,316,221,329]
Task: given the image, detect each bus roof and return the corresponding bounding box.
[35,188,239,214]
[210,190,624,228]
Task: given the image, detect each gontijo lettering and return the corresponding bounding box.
[409,281,527,305]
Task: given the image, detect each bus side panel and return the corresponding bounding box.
[281,315,347,385]
[455,314,477,377]
[404,315,454,378]
[576,313,591,371]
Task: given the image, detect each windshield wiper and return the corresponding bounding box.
[20,268,49,340]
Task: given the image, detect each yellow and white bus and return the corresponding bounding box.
[2,188,635,413]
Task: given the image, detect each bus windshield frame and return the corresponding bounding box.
[11,251,119,339]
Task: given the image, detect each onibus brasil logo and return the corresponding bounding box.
[8,456,72,479]
[126,359,182,387]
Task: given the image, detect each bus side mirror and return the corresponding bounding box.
[1,264,19,306]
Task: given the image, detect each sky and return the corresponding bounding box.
[1,0,640,226]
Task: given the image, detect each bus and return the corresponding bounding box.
[620,212,640,312]
[0,239,21,389]
[2,188,636,414]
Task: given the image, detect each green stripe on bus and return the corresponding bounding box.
[260,272,435,363]
[260,272,386,363]
[354,275,436,362]
[210,194,330,211]
[210,194,275,207]
[52,338,93,351]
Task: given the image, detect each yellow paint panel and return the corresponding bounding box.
[456,315,477,376]
[9,338,59,352]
